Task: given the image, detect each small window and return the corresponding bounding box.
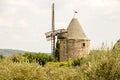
[82,43,85,47]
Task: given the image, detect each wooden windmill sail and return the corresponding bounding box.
[45,3,67,56]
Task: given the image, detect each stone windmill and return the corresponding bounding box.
[59,18,90,61]
[45,3,90,61]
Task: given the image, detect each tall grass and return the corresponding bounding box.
[0,50,120,80]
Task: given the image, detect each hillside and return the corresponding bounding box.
[0,49,26,56]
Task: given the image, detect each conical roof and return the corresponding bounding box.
[67,18,88,39]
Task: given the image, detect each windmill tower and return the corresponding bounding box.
[45,3,67,56]
[45,3,90,61]
[59,18,90,61]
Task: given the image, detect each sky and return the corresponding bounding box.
[0,0,120,53]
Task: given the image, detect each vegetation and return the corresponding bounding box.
[0,49,120,80]
[0,54,4,59]
[113,39,120,51]
[55,40,60,61]
[0,39,120,80]
[10,52,56,66]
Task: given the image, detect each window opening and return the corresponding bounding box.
[82,43,85,47]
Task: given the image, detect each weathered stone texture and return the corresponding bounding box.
[59,18,90,61]
[60,39,90,61]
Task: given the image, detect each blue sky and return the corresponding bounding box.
[0,0,120,53]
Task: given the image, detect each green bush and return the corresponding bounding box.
[0,54,4,59]
[72,58,82,66]
[113,39,120,51]
[23,52,56,66]
[10,54,25,63]
[9,52,56,66]
[1,49,120,80]
[76,50,120,80]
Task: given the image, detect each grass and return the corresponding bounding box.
[0,50,120,80]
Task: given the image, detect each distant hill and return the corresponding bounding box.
[0,49,26,56]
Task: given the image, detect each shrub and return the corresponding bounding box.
[23,52,56,66]
[72,58,82,66]
[10,54,25,63]
[1,49,120,80]
[0,54,4,59]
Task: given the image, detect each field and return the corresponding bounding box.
[0,49,120,80]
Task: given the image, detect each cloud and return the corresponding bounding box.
[0,0,120,52]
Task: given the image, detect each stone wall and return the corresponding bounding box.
[59,39,67,61]
[60,39,90,61]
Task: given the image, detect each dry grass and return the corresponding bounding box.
[0,50,120,80]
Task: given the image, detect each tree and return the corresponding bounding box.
[55,39,60,61]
